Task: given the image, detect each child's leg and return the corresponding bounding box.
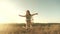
[26,20,32,29]
[26,23,28,29]
[28,20,32,29]
[30,21,32,29]
[26,20,30,29]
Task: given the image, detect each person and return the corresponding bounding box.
[19,10,38,29]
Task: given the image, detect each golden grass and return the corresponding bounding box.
[0,23,60,34]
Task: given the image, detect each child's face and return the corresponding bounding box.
[26,10,30,15]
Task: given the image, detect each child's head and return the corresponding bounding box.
[26,10,31,15]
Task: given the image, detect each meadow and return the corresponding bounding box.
[0,23,60,34]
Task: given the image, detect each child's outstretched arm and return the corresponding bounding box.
[19,15,26,17]
[31,13,38,16]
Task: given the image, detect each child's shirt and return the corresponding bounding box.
[26,15,32,21]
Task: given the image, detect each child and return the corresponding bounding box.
[19,10,38,29]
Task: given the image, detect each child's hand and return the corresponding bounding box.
[19,15,21,16]
[36,13,38,15]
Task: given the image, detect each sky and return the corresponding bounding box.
[0,0,60,24]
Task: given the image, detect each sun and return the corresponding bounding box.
[0,1,26,24]
[0,1,17,24]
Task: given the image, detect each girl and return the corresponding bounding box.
[19,10,38,29]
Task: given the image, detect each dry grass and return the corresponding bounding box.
[0,23,60,34]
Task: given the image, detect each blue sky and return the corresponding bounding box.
[0,0,60,23]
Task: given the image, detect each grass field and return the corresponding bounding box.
[0,23,60,34]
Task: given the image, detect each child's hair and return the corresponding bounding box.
[26,10,31,16]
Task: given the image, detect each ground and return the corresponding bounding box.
[0,23,60,34]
